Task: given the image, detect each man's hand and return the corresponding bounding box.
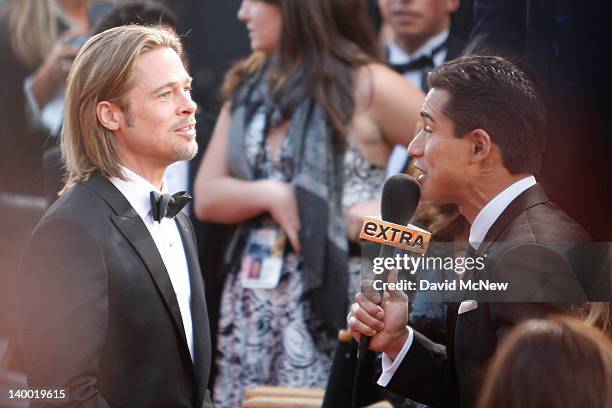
[347,269,410,359]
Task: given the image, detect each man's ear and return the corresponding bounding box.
[468,129,492,164]
[96,101,121,131]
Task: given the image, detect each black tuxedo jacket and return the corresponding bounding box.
[382,184,591,407]
[18,174,213,407]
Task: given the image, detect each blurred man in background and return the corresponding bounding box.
[378,0,467,176]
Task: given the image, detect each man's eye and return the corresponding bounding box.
[184,86,192,92]
[423,126,433,133]
[159,91,172,98]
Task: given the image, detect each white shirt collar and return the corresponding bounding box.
[469,176,537,249]
[109,166,168,220]
[387,29,450,64]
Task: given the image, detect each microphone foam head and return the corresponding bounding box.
[381,174,421,225]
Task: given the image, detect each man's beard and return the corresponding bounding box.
[172,140,198,162]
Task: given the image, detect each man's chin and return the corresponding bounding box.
[173,142,198,162]
[420,189,447,206]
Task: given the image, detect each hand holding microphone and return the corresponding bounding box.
[350,174,422,408]
[348,268,410,358]
[355,174,420,352]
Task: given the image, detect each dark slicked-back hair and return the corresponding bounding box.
[428,55,546,174]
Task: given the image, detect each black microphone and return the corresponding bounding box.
[352,174,420,408]
[375,174,421,292]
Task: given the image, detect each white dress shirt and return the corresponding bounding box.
[469,176,537,249]
[110,167,194,362]
[377,176,537,386]
[164,160,191,215]
[387,29,450,87]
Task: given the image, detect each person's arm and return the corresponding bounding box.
[385,328,453,407]
[345,198,380,242]
[344,64,424,238]
[347,287,410,357]
[29,31,80,110]
[377,325,414,385]
[18,218,111,407]
[193,103,301,252]
[348,271,454,406]
[365,63,425,148]
[194,104,274,223]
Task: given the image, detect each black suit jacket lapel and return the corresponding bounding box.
[478,184,549,255]
[83,175,192,362]
[175,213,212,403]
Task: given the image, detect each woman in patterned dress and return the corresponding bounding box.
[194,1,424,406]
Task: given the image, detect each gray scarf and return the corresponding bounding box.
[226,70,349,333]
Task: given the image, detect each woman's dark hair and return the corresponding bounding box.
[223,0,381,146]
[478,316,612,408]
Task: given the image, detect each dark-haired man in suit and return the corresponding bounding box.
[347,55,593,407]
[377,0,469,176]
[18,25,213,407]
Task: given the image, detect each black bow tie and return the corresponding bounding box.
[391,54,435,74]
[150,191,191,223]
[388,39,448,75]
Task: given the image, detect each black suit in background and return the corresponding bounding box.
[380,184,592,407]
[463,0,612,241]
[18,174,213,407]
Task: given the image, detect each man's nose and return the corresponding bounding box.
[407,129,425,158]
[237,1,248,22]
[179,91,197,116]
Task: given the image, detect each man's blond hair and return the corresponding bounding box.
[61,25,182,192]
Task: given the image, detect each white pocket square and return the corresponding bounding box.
[458,300,478,315]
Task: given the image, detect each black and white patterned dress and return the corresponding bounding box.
[212,107,385,407]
